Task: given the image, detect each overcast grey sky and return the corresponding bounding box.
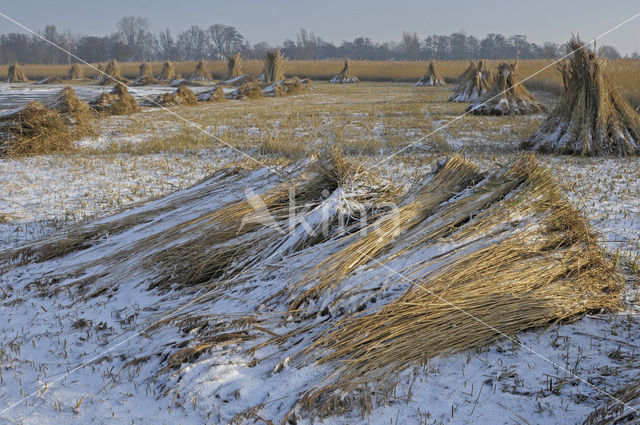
[1,0,639,54]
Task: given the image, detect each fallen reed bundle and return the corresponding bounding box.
[68,63,84,80]
[158,60,176,81]
[6,64,29,82]
[0,101,71,156]
[450,60,491,102]
[100,59,125,85]
[132,62,157,86]
[150,84,197,106]
[227,81,264,100]
[330,60,359,83]
[583,379,640,424]
[90,83,140,115]
[47,87,93,137]
[189,59,212,82]
[198,85,226,102]
[468,61,546,115]
[227,53,243,79]
[262,77,311,97]
[415,61,444,86]
[35,76,64,85]
[522,37,640,156]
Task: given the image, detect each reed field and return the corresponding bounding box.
[4,59,640,101]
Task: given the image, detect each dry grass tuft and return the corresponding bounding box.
[6,63,29,82]
[0,101,71,156]
[330,60,359,83]
[468,61,546,115]
[450,60,491,102]
[415,61,445,86]
[90,83,140,115]
[523,37,640,156]
[583,379,640,424]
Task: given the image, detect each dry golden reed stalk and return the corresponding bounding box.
[158,60,176,81]
[262,50,285,83]
[583,380,640,424]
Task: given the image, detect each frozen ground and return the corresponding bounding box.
[0,82,639,424]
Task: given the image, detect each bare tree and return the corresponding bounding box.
[208,24,245,59]
[116,16,154,61]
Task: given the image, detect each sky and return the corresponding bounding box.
[0,0,639,54]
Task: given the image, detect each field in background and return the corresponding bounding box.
[3,59,640,103]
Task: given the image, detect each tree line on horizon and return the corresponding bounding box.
[0,16,629,65]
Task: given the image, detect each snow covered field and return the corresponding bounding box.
[0,82,639,424]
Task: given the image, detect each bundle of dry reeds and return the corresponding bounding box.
[189,59,213,82]
[522,37,640,155]
[151,84,197,106]
[259,49,285,83]
[415,61,444,86]
[227,53,243,79]
[47,87,93,137]
[132,62,157,86]
[262,77,311,97]
[90,83,140,115]
[35,76,63,85]
[158,61,176,81]
[468,61,546,115]
[449,60,491,102]
[6,64,29,83]
[100,59,124,85]
[0,101,71,156]
[330,60,359,83]
[583,379,640,424]
[228,81,264,100]
[199,85,226,102]
[94,63,104,80]
[68,63,84,80]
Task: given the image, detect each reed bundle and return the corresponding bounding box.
[227,53,243,79]
[415,61,444,86]
[330,60,359,83]
[0,101,71,156]
[261,49,285,83]
[158,61,176,81]
[132,62,157,86]
[449,60,491,102]
[6,64,29,82]
[47,87,93,137]
[90,83,140,115]
[198,85,226,102]
[68,63,84,80]
[468,61,546,115]
[189,59,212,82]
[522,37,640,155]
[100,59,124,85]
[151,84,197,106]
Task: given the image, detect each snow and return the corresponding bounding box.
[0,82,639,425]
